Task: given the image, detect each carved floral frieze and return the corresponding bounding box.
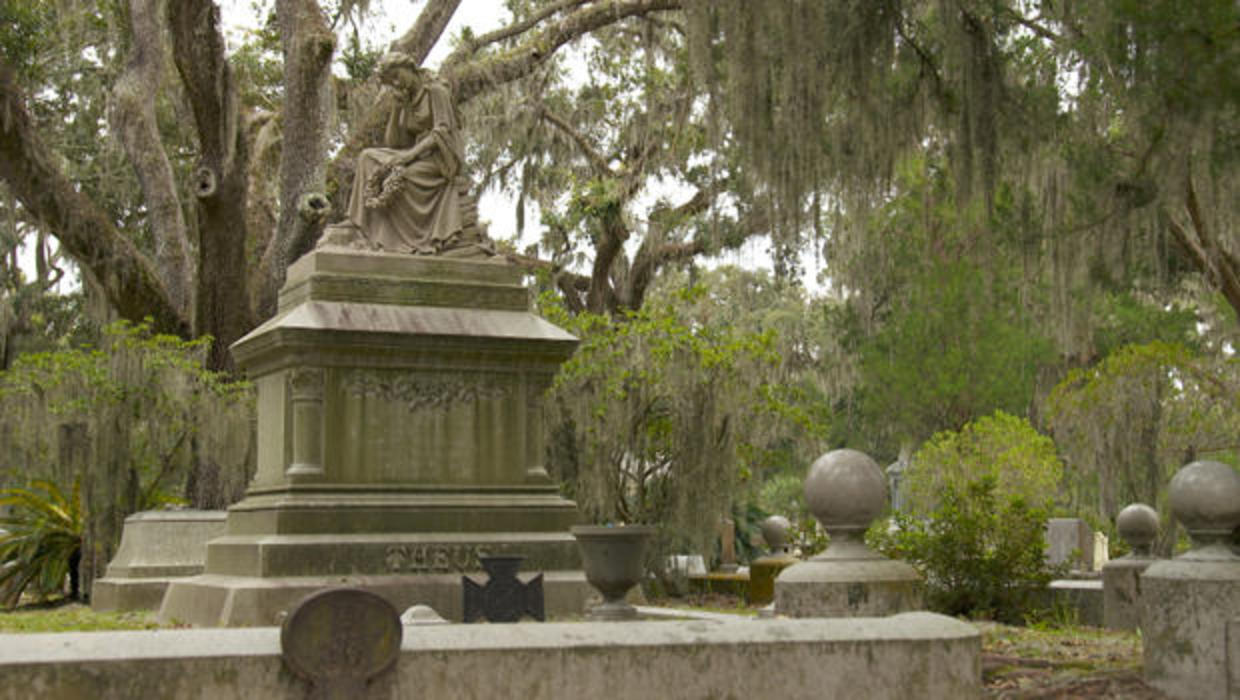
[341,369,511,412]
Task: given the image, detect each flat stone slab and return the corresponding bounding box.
[1049,579,1103,627]
[92,510,227,612]
[0,612,981,699]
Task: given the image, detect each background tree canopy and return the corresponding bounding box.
[0,0,1236,570]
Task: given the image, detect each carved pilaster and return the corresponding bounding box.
[287,368,325,478]
[524,374,553,485]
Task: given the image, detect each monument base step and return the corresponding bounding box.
[158,570,592,627]
[224,490,580,535]
[91,577,179,613]
[202,531,581,576]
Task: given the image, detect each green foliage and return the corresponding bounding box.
[545,271,833,563]
[1090,293,1199,359]
[0,1,53,79]
[903,411,1064,516]
[0,320,255,600]
[1046,341,1240,545]
[0,479,83,608]
[872,475,1059,623]
[857,263,1053,444]
[827,153,1057,453]
[0,320,254,509]
[544,281,775,525]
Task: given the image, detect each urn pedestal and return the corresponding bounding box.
[571,525,654,620]
[159,249,590,626]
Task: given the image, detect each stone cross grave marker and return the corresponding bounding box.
[281,588,402,699]
[462,554,545,623]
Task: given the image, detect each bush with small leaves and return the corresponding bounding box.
[871,475,1061,623]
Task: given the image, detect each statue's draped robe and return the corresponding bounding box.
[346,81,464,253]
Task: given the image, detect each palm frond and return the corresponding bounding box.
[0,477,83,608]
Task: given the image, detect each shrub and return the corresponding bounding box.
[871,475,1060,623]
[903,410,1063,516]
[0,479,83,608]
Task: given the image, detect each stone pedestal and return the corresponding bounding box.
[775,449,922,617]
[91,510,226,612]
[1102,503,1160,631]
[1141,461,1240,700]
[748,515,797,606]
[159,249,589,626]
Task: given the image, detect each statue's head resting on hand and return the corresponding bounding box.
[376,52,427,94]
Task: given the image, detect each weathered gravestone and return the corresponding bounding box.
[1141,461,1240,700]
[281,587,401,699]
[775,449,922,617]
[1046,518,1094,571]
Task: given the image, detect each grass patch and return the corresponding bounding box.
[0,602,160,633]
[646,591,760,616]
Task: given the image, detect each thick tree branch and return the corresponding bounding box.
[442,0,683,104]
[622,188,714,309]
[169,0,253,371]
[0,62,186,336]
[391,0,463,64]
[1183,174,1240,320]
[442,0,592,66]
[503,251,590,314]
[109,0,192,316]
[538,106,611,177]
[1005,11,1061,42]
[261,0,337,320]
[169,1,238,177]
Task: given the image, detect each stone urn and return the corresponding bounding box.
[570,525,655,620]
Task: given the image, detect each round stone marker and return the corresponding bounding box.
[1115,503,1159,557]
[1168,461,1240,550]
[805,449,887,535]
[759,515,791,554]
[281,588,402,696]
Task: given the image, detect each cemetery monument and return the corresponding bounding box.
[158,54,588,626]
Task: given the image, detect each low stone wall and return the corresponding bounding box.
[0,612,980,699]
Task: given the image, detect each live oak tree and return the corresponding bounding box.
[462,5,772,316]
[0,0,685,372]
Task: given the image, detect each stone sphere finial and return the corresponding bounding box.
[1116,503,1159,557]
[1168,461,1240,557]
[760,515,791,553]
[804,449,888,560]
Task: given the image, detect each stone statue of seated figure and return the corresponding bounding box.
[320,52,493,257]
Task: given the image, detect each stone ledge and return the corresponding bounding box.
[0,613,981,699]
